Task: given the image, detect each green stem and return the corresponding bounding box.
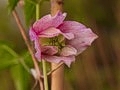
[36,3,49,90]
[36,4,40,20]
[42,60,49,90]
[2,45,18,57]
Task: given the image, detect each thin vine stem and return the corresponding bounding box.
[12,10,42,90]
[36,4,40,20]
[42,60,49,90]
[36,3,49,90]
[47,62,63,76]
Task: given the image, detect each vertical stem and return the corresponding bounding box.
[51,0,63,16]
[12,10,42,89]
[36,4,40,20]
[42,60,49,90]
[35,4,44,90]
[51,64,64,90]
[50,0,64,90]
[36,4,49,90]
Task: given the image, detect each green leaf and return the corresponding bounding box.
[26,0,48,4]
[8,0,19,12]
[24,0,36,25]
[22,51,33,67]
[0,44,18,70]
[0,43,31,90]
[26,0,38,4]
[10,64,31,90]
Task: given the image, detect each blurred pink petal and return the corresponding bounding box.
[34,39,41,60]
[29,28,37,41]
[41,46,58,55]
[39,27,61,38]
[60,45,77,56]
[61,32,74,40]
[59,21,98,55]
[42,55,75,67]
[33,11,67,31]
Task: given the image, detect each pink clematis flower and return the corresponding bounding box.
[29,11,98,67]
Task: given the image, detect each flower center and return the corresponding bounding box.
[40,35,65,49]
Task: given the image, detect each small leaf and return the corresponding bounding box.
[0,44,18,70]
[26,0,38,4]
[8,0,19,12]
[10,64,31,90]
[24,0,36,25]
[26,0,48,4]
[22,51,34,68]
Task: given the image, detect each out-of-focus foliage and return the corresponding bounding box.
[24,0,47,25]
[24,0,36,25]
[0,42,33,90]
[25,0,41,4]
[0,42,18,70]
[10,64,30,90]
[0,42,32,90]
[8,0,19,12]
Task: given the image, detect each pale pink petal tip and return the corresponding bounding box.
[39,27,61,38]
[42,55,75,67]
[60,46,77,56]
[63,12,67,17]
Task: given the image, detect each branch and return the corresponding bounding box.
[47,62,64,76]
[12,10,43,90]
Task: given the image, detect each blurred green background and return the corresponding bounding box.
[0,0,120,90]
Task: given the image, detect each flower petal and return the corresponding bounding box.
[33,11,67,32]
[29,28,37,41]
[34,39,41,60]
[60,45,77,56]
[39,27,61,38]
[42,55,75,67]
[63,56,75,67]
[61,32,74,40]
[68,28,98,55]
[59,21,86,34]
[59,21,98,55]
[41,46,58,55]
[29,29,42,60]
